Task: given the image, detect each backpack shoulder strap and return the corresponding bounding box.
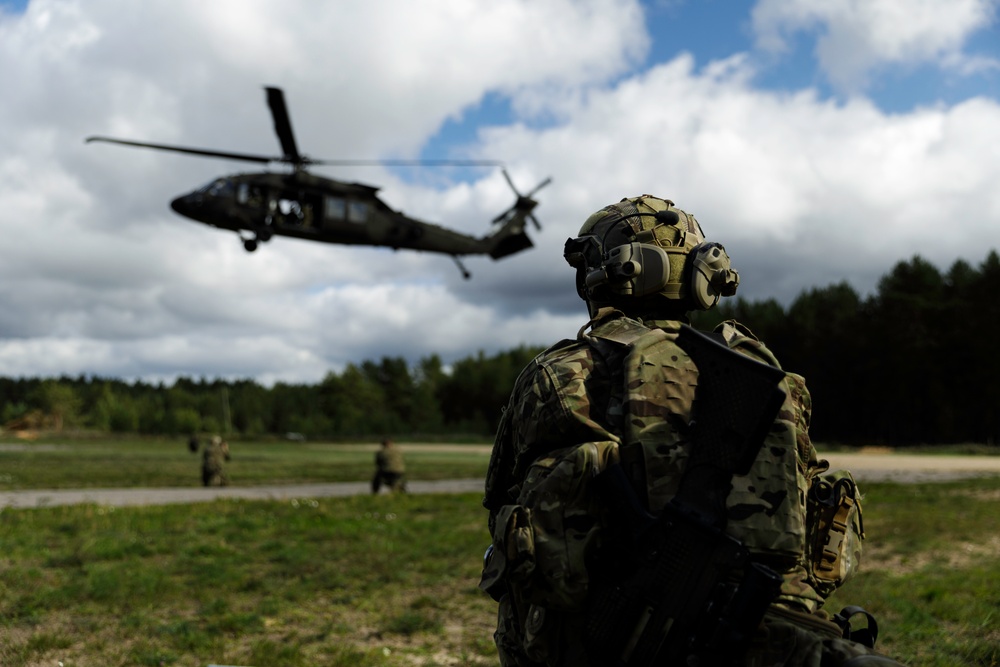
[713,319,782,369]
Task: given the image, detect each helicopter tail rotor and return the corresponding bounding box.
[487,170,551,259]
[492,169,551,230]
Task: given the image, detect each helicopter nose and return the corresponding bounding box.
[170,192,200,217]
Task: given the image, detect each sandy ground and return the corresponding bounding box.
[819,451,1000,483]
[1,450,997,509]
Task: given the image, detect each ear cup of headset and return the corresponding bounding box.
[598,243,672,298]
[687,242,740,310]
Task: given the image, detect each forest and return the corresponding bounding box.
[2,250,998,447]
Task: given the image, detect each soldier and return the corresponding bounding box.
[202,435,230,487]
[372,438,406,494]
[480,196,904,666]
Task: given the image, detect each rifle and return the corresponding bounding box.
[584,324,788,666]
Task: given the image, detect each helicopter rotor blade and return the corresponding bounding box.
[85,136,278,164]
[86,136,505,169]
[265,87,303,165]
[526,176,552,199]
[309,158,505,167]
[528,213,542,231]
[501,168,519,196]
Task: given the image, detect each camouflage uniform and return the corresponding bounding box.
[372,439,406,493]
[202,435,230,487]
[482,193,901,666]
[482,309,892,666]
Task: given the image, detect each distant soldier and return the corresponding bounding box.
[202,435,230,487]
[372,438,406,494]
[187,433,200,453]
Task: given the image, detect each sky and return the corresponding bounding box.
[0,0,998,385]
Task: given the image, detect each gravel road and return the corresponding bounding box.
[1,453,997,509]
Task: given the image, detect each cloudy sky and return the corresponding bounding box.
[1,0,998,385]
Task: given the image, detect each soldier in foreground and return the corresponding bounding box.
[202,435,230,487]
[480,196,904,666]
[372,438,407,494]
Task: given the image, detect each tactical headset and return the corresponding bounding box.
[563,205,740,312]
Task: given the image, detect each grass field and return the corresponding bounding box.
[0,437,492,490]
[0,492,496,667]
[1,437,998,666]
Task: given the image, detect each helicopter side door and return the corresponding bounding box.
[320,195,379,244]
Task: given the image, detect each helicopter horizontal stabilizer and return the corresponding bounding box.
[489,230,533,259]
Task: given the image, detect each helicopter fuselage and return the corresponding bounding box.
[87,87,546,271]
[170,170,506,255]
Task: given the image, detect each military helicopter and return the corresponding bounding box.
[86,87,550,278]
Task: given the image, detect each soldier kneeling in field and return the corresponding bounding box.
[372,438,406,494]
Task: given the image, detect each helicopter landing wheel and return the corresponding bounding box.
[243,238,259,252]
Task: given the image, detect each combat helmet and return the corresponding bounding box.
[563,195,739,316]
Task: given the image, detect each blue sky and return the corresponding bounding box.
[425,0,1000,158]
[1,0,999,383]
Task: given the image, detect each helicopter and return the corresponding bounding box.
[86,87,551,278]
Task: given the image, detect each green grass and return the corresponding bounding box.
[1,437,997,666]
[0,436,490,489]
[0,492,498,666]
[826,477,1000,666]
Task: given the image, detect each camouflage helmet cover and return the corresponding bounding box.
[566,195,737,311]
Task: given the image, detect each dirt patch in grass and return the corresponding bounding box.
[951,487,1000,502]
[863,535,1000,575]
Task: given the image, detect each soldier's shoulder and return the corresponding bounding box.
[536,336,594,365]
[514,337,598,392]
[713,319,782,368]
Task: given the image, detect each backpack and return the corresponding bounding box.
[482,316,866,663]
[486,439,621,610]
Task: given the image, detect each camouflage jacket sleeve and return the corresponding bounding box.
[716,319,836,613]
[483,338,619,527]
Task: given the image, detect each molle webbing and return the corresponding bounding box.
[586,317,811,579]
[815,493,857,582]
[585,316,696,512]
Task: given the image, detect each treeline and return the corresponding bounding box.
[692,250,1000,446]
[0,348,543,440]
[2,251,999,446]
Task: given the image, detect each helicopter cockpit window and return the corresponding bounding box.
[236,184,264,207]
[347,201,369,224]
[325,196,345,220]
[202,178,233,197]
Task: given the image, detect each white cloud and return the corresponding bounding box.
[473,50,1000,302]
[752,0,1000,93]
[0,0,999,384]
